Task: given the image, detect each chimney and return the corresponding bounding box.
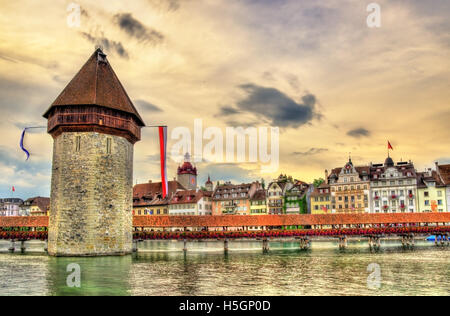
[148,180,152,183]
[324,169,329,184]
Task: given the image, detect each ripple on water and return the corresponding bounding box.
[0,240,449,295]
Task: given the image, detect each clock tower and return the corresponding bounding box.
[177,153,197,190]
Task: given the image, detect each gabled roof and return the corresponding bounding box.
[437,164,450,185]
[24,197,50,212]
[43,48,144,126]
[169,190,211,205]
[133,181,185,206]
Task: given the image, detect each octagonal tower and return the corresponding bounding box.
[43,48,145,256]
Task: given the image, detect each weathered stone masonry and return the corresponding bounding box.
[48,132,134,256]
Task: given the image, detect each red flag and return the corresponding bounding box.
[158,126,168,199]
[12,186,15,192]
[388,141,393,150]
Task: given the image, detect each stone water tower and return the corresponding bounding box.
[43,48,145,256]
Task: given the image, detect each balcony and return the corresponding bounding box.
[47,107,141,142]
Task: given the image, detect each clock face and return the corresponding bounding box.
[191,178,195,185]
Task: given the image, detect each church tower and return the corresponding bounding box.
[177,153,197,190]
[205,175,213,191]
[43,48,145,256]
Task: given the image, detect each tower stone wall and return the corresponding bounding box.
[48,132,133,256]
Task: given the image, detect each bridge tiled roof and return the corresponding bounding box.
[1,213,450,228]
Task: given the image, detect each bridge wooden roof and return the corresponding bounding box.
[1,213,449,228]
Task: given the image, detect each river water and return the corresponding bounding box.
[0,239,448,296]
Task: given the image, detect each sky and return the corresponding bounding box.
[0,0,449,199]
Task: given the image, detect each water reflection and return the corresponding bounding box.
[0,240,448,296]
[46,256,132,296]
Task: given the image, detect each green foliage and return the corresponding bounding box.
[299,196,308,214]
[313,178,325,188]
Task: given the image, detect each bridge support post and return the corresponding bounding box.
[44,240,48,253]
[262,238,269,253]
[132,239,138,253]
[20,240,26,254]
[339,236,347,250]
[224,239,229,253]
[8,239,15,253]
[183,239,187,253]
[299,237,310,250]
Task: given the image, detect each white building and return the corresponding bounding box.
[369,157,417,213]
[0,198,23,216]
[168,190,213,216]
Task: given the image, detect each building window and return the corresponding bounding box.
[75,136,81,152]
[106,138,112,154]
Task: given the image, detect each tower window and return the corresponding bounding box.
[106,138,112,154]
[75,136,81,152]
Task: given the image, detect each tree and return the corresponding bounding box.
[313,178,325,188]
[261,178,266,190]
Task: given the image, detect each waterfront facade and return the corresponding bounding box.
[212,182,261,215]
[250,190,268,215]
[267,174,293,214]
[369,158,417,213]
[168,190,213,216]
[310,183,331,214]
[0,198,23,216]
[416,170,447,212]
[133,180,185,215]
[436,163,450,212]
[284,181,309,214]
[328,158,370,213]
[22,197,50,216]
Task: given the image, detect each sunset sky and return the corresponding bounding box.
[0,0,449,198]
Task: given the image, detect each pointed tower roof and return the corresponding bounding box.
[43,48,145,126]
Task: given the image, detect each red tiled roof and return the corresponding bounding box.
[133,213,450,227]
[212,182,260,201]
[437,164,450,185]
[250,189,266,201]
[25,197,50,212]
[169,190,209,205]
[2,213,450,228]
[133,181,185,206]
[43,48,144,126]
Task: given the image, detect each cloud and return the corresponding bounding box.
[236,84,318,128]
[113,13,164,44]
[135,99,163,112]
[292,148,328,156]
[80,32,129,59]
[0,49,58,69]
[147,0,181,12]
[217,106,240,116]
[347,128,370,138]
[198,163,258,185]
